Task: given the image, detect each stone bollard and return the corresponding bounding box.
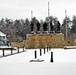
[40,49,42,56]
[44,48,45,54]
[35,50,37,59]
[47,47,48,52]
[50,52,54,62]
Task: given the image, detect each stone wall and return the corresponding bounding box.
[11,34,76,49]
[25,33,76,49]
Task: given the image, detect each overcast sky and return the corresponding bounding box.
[0,0,76,23]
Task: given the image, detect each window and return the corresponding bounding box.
[3,36,5,39]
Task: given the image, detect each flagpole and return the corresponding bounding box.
[65,10,68,40]
[31,10,33,20]
[48,1,50,33]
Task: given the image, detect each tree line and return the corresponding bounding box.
[0,15,76,42]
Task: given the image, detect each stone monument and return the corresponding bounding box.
[50,21,54,33]
[36,21,41,34]
[57,21,61,33]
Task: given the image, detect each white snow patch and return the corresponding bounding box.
[0,48,76,75]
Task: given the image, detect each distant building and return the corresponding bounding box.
[0,31,7,45]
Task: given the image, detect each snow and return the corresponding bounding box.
[0,48,76,75]
[0,31,6,36]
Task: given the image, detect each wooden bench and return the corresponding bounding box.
[64,46,76,49]
[0,47,16,56]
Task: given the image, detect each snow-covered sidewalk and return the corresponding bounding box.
[0,48,76,63]
[0,48,76,75]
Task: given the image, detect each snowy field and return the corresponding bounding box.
[0,47,76,75]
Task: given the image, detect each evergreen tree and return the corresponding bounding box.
[71,15,76,33]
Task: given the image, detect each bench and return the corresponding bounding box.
[0,47,16,56]
[64,46,76,49]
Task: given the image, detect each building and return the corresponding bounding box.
[0,31,7,45]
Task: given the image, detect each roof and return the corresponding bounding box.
[0,31,6,36]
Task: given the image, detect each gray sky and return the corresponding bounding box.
[0,0,76,23]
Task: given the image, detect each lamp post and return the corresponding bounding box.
[48,2,50,33]
[65,18,72,40]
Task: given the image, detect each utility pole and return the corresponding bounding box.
[31,10,33,19]
[65,10,68,40]
[48,1,50,33]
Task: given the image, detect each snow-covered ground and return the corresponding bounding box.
[0,48,76,75]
